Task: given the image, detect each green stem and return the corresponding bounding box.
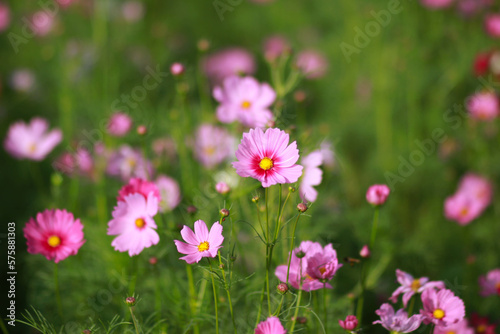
[208,259,219,334]
[54,263,63,320]
[286,214,301,284]
[265,187,272,315]
[186,265,200,334]
[369,207,380,249]
[255,283,266,329]
[323,283,327,333]
[129,307,141,334]
[407,296,415,316]
[0,318,8,334]
[218,251,237,333]
[289,259,303,333]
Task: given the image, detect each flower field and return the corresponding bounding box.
[1,0,499,333]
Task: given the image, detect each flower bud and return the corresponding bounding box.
[187,205,197,214]
[136,125,147,135]
[366,184,390,206]
[359,245,370,258]
[296,251,306,259]
[82,330,92,334]
[277,283,289,295]
[149,257,158,265]
[220,208,229,217]
[125,297,136,306]
[288,186,296,192]
[216,182,230,194]
[252,195,260,203]
[219,263,225,269]
[297,317,307,324]
[170,62,185,76]
[339,315,358,331]
[297,203,308,213]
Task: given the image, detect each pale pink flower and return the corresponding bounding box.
[174,220,224,264]
[215,182,230,195]
[478,268,500,296]
[299,151,323,203]
[10,69,35,92]
[359,245,370,258]
[4,117,62,161]
[213,76,276,128]
[458,173,493,208]
[320,141,335,168]
[389,269,445,306]
[170,62,184,76]
[107,193,159,256]
[420,0,455,8]
[233,128,303,188]
[202,48,256,84]
[155,175,181,212]
[0,3,10,31]
[339,315,358,331]
[263,35,290,62]
[24,209,85,263]
[194,124,234,168]
[30,11,55,36]
[366,184,390,206]
[106,145,153,181]
[121,1,144,23]
[485,14,500,38]
[255,317,287,334]
[420,288,466,327]
[466,91,499,121]
[107,112,133,137]
[373,303,423,333]
[53,148,93,177]
[117,177,161,203]
[305,243,342,282]
[295,50,328,79]
[433,319,474,334]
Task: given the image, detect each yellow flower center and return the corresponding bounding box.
[127,157,137,168]
[433,308,445,319]
[319,267,327,275]
[198,241,209,252]
[47,235,61,247]
[29,143,37,153]
[241,101,251,109]
[447,331,455,334]
[477,325,487,333]
[460,208,469,216]
[259,157,273,171]
[411,279,421,292]
[135,218,146,228]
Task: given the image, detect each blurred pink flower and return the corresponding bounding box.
[174,220,224,264]
[373,303,423,333]
[155,175,181,212]
[295,50,328,79]
[0,3,10,31]
[117,177,161,203]
[107,112,133,137]
[213,76,276,128]
[458,0,493,17]
[359,245,370,258]
[121,1,144,23]
[458,173,492,208]
[320,141,335,168]
[4,117,62,161]
[53,148,93,177]
[56,0,77,8]
[215,182,230,194]
[202,48,256,84]
[263,35,290,62]
[106,145,153,181]
[339,315,358,331]
[389,269,445,307]
[433,319,474,334]
[249,0,276,3]
[107,193,159,256]
[10,69,35,92]
[194,124,233,168]
[478,268,500,296]
[466,91,499,120]
[24,209,85,263]
[420,0,454,9]
[233,128,303,188]
[255,317,287,334]
[30,11,55,36]
[485,14,500,38]
[366,184,390,206]
[170,62,184,76]
[299,151,323,202]
[420,288,465,327]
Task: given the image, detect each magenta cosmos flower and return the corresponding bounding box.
[0,3,10,31]
[255,317,287,334]
[485,14,500,38]
[24,209,85,263]
[339,315,358,331]
[478,268,500,296]
[202,47,256,85]
[194,124,234,168]
[107,112,133,137]
[213,76,276,128]
[373,303,423,333]
[299,151,323,203]
[420,288,465,327]
[466,91,499,121]
[366,184,390,206]
[155,175,181,212]
[433,319,474,334]
[4,117,62,161]
[117,177,161,203]
[390,269,446,307]
[107,193,159,256]
[174,220,223,264]
[233,128,303,188]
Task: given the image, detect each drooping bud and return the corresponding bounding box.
[297,203,308,213]
[288,186,296,192]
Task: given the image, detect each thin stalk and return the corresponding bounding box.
[129,307,141,334]
[323,283,327,333]
[255,283,266,329]
[369,207,380,249]
[286,214,301,284]
[0,318,8,334]
[407,296,415,316]
[289,259,303,333]
[54,263,63,320]
[208,259,219,334]
[186,265,200,334]
[218,251,237,333]
[265,187,271,315]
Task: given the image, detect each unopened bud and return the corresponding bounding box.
[219,263,225,269]
[297,203,308,213]
[252,195,260,203]
[296,251,306,259]
[149,257,158,265]
[294,90,306,103]
[359,245,370,258]
[277,283,289,295]
[187,205,197,214]
[170,62,184,76]
[297,317,307,324]
[230,255,237,262]
[220,208,229,217]
[288,186,296,192]
[125,297,136,306]
[82,330,92,334]
[215,182,230,195]
[136,125,147,135]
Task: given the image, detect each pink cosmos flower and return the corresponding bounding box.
[466,91,499,121]
[107,193,159,256]
[433,319,474,334]
[366,184,390,206]
[299,151,323,203]
[30,11,55,36]
[420,0,454,9]
[117,177,161,203]
[107,112,133,137]
[106,145,154,181]
[255,317,287,334]
[390,269,446,306]
[305,243,342,282]
[295,50,328,79]
[420,288,466,327]
[359,245,370,258]
[121,1,144,23]
[458,0,493,17]
[53,148,94,177]
[233,128,303,188]
[10,69,35,92]
[216,182,230,194]
[339,315,358,331]
[458,173,493,208]
[170,62,184,76]
[373,303,423,333]
[4,117,62,161]
[155,175,181,212]
[320,141,335,168]
[174,220,224,264]
[213,76,276,128]
[263,35,291,62]
[194,124,234,168]
[478,268,500,296]
[485,14,500,38]
[0,3,10,32]
[202,48,256,85]
[24,209,85,263]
